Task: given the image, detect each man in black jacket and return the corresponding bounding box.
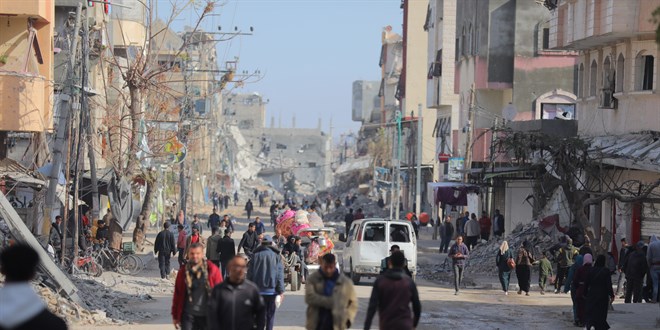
[208,255,265,330]
[364,251,420,330]
[154,222,176,279]
[217,230,236,278]
[238,223,258,258]
[0,244,67,330]
[439,216,455,254]
[208,208,221,233]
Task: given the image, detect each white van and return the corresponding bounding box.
[340,219,417,284]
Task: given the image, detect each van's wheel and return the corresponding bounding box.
[290,268,299,292]
[350,260,360,285]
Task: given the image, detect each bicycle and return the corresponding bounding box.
[68,248,103,277]
[92,246,143,275]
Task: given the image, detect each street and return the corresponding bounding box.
[71,205,658,330]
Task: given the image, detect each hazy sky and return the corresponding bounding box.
[158,0,403,137]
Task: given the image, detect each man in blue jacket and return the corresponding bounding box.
[248,235,284,330]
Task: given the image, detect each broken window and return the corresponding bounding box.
[641,55,654,91]
[615,54,624,93]
[423,3,432,31]
[589,60,597,97]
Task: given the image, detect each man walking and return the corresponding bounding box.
[354,208,365,221]
[234,191,239,206]
[448,236,469,295]
[479,211,492,241]
[49,215,64,258]
[615,238,629,297]
[208,208,221,234]
[0,245,68,330]
[206,228,222,268]
[177,224,188,267]
[208,255,265,330]
[364,251,421,330]
[493,209,505,237]
[457,211,469,238]
[185,227,206,257]
[624,241,648,303]
[238,223,259,258]
[465,213,480,251]
[248,236,285,330]
[253,217,266,236]
[344,209,355,234]
[154,222,176,279]
[305,253,357,330]
[245,199,254,220]
[172,243,223,330]
[217,230,236,278]
[191,214,203,236]
[555,237,578,294]
[439,215,454,254]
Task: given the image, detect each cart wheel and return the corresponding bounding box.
[296,272,303,290]
[290,269,299,292]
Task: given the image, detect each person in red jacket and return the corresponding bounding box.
[479,211,492,241]
[172,242,222,330]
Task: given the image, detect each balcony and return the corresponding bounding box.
[551,0,659,50]
[0,72,51,132]
[0,1,52,22]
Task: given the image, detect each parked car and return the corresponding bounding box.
[340,219,417,285]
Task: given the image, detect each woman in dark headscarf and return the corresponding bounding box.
[515,240,535,295]
[572,253,593,327]
[585,254,615,330]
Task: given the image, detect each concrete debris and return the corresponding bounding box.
[463,221,561,276]
[324,195,389,225]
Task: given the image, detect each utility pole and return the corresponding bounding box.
[464,83,475,183]
[82,6,100,224]
[44,3,82,234]
[394,110,402,220]
[415,104,422,216]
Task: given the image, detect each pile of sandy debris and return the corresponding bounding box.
[419,221,564,280]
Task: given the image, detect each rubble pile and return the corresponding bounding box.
[36,284,117,326]
[324,195,389,223]
[464,221,561,276]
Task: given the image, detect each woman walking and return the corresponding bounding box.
[496,241,514,295]
[572,253,593,327]
[515,240,535,295]
[585,255,615,330]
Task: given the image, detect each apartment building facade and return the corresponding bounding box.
[548,0,660,243]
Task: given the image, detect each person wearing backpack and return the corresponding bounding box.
[495,240,514,295]
[555,237,578,294]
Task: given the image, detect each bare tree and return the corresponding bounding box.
[99,1,219,250]
[487,128,660,253]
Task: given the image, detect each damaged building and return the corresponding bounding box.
[222,92,333,192]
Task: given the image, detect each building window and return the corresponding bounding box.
[589,60,598,96]
[615,54,625,93]
[467,24,472,55]
[636,53,655,91]
[541,103,575,120]
[577,63,584,98]
[455,38,461,60]
[461,26,467,56]
[603,56,614,92]
[542,28,550,50]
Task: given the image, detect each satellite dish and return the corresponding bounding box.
[502,103,517,121]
